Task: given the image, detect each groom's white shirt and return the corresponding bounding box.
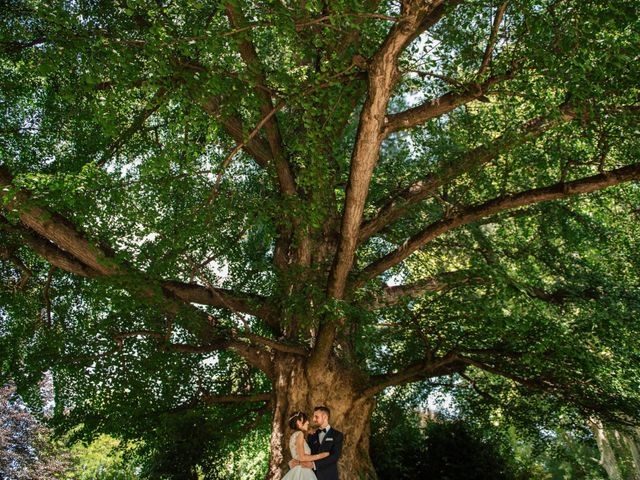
[319,424,331,444]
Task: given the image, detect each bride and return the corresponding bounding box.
[282,411,329,480]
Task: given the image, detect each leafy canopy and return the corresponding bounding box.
[1,0,639,463]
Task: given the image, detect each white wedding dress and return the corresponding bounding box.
[282,431,318,480]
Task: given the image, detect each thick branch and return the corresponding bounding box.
[112,320,279,378]
[317,1,449,369]
[112,324,277,377]
[367,270,480,309]
[4,215,274,322]
[402,0,466,50]
[0,166,120,276]
[360,104,575,242]
[1,37,47,54]
[111,321,244,362]
[200,392,271,404]
[238,331,307,355]
[228,341,275,378]
[225,3,296,196]
[1,167,274,320]
[363,352,466,397]
[0,215,100,278]
[201,97,273,167]
[355,162,640,286]
[382,74,510,136]
[1,168,279,377]
[327,1,448,300]
[162,280,275,324]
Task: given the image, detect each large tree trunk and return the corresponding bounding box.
[266,354,377,480]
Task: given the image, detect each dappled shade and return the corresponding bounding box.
[1,0,639,478]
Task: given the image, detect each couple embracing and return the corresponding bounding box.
[283,406,343,480]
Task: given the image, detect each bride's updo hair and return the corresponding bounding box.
[288,411,307,430]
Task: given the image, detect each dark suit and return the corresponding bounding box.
[308,426,343,480]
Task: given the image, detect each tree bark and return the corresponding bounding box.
[589,418,640,480]
[267,354,377,480]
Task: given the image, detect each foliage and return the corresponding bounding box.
[1,0,639,475]
[369,385,613,480]
[206,427,270,480]
[370,389,529,480]
[370,391,426,478]
[427,380,611,480]
[127,405,269,480]
[537,429,607,480]
[0,381,72,480]
[65,434,138,480]
[52,365,270,479]
[65,412,268,480]
[419,420,524,480]
[583,421,640,480]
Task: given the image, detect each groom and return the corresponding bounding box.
[290,405,344,480]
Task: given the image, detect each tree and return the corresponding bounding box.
[65,434,138,480]
[1,0,639,478]
[0,382,71,479]
[589,419,640,480]
[370,389,529,480]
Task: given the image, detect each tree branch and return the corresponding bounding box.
[225,3,297,196]
[1,167,121,276]
[207,100,286,203]
[317,1,450,370]
[360,104,575,243]
[200,392,271,404]
[0,215,100,278]
[97,87,169,168]
[0,244,32,290]
[111,324,277,377]
[363,352,465,397]
[382,74,511,136]
[459,371,498,402]
[456,354,554,390]
[328,1,454,300]
[401,0,466,50]
[237,331,307,355]
[228,341,275,378]
[470,225,600,306]
[1,37,47,54]
[0,167,278,376]
[162,280,275,324]
[1,166,275,321]
[477,1,508,76]
[355,162,640,287]
[201,97,273,167]
[366,270,481,309]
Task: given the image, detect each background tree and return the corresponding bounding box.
[65,434,138,480]
[369,383,618,480]
[588,419,640,480]
[1,0,639,478]
[0,382,72,479]
[370,388,530,480]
